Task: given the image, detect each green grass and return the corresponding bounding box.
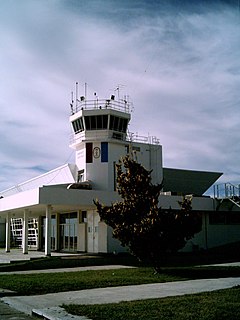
[0,254,140,272]
[0,267,183,295]
[1,265,240,296]
[64,286,240,320]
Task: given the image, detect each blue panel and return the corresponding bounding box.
[101,142,108,162]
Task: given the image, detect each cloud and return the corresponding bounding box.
[0,0,240,191]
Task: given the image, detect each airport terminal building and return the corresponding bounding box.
[0,94,240,256]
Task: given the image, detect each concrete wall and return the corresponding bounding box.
[107,225,127,254]
[183,211,240,252]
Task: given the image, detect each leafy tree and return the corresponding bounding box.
[94,155,202,269]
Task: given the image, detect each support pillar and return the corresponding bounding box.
[36,216,41,251]
[5,212,10,253]
[22,209,29,254]
[45,205,52,256]
[55,212,60,251]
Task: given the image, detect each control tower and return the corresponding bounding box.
[69,91,163,191]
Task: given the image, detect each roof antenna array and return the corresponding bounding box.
[75,82,78,112]
[70,82,89,114]
[70,91,74,115]
[114,84,125,101]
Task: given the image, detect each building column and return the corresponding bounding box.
[45,205,52,256]
[5,212,11,253]
[22,209,29,254]
[55,212,60,251]
[36,216,41,251]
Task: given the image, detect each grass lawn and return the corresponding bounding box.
[0,267,185,295]
[1,265,240,295]
[63,286,240,320]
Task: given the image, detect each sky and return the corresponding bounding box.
[1,0,240,191]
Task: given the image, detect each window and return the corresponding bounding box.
[78,169,84,182]
[80,211,87,223]
[84,115,108,130]
[60,212,77,224]
[209,211,240,225]
[72,117,84,133]
[125,145,141,153]
[109,116,128,133]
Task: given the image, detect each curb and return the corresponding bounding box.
[32,307,91,320]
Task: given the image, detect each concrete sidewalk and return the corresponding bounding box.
[1,277,240,320]
[0,248,81,264]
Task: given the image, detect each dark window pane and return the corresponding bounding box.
[102,115,108,129]
[90,116,96,129]
[110,115,114,130]
[85,116,90,130]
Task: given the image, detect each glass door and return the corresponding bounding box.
[59,212,77,252]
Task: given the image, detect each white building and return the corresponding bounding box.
[0,94,240,256]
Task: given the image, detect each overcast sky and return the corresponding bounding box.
[1,0,240,191]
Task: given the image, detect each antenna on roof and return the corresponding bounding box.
[70,91,74,114]
[84,82,87,100]
[114,84,125,101]
[75,82,79,112]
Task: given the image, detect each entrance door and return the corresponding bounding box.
[87,211,100,253]
[59,212,77,252]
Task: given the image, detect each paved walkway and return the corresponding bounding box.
[1,276,240,319]
[0,300,37,320]
[0,248,79,264]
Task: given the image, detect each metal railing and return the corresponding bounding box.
[126,132,160,145]
[214,183,240,199]
[71,99,132,114]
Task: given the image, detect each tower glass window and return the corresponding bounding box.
[109,115,128,133]
[84,115,108,130]
[72,117,84,133]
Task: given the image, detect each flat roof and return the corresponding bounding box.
[163,167,222,196]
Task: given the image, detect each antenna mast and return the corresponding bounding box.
[84,82,87,99]
[70,91,74,114]
[75,82,79,112]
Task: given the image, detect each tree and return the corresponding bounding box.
[94,155,202,269]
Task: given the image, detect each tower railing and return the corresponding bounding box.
[71,99,132,114]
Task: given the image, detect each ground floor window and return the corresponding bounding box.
[60,212,78,252]
[209,211,240,225]
[40,212,78,252]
